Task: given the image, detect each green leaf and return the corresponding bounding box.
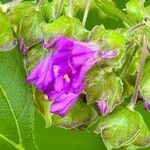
[94,0,135,26]
[52,99,98,130]
[41,15,89,41]
[126,0,146,23]
[0,10,17,51]
[95,107,150,149]
[0,48,36,149]
[42,0,79,22]
[89,25,126,69]
[85,66,123,113]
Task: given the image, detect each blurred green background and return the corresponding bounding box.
[1,0,150,150]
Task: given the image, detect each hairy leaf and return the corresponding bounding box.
[95,107,150,149]
[0,48,36,149]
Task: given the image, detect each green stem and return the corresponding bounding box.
[82,0,92,27]
[68,0,74,17]
[125,22,146,36]
[120,43,138,80]
[97,0,135,26]
[129,34,148,109]
[55,0,64,19]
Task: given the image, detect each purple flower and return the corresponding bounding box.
[97,99,109,115]
[145,101,150,112]
[20,41,29,53]
[27,36,116,117]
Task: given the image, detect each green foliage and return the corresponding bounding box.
[42,0,79,22]
[52,99,98,130]
[95,107,150,149]
[0,0,150,149]
[89,25,126,69]
[9,1,35,26]
[24,44,48,73]
[9,1,44,49]
[140,58,150,102]
[41,15,89,41]
[94,0,135,26]
[0,10,17,51]
[126,0,146,23]
[85,65,123,113]
[0,48,36,149]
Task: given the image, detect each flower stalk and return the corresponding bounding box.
[68,0,74,18]
[55,0,65,19]
[129,34,148,109]
[82,0,92,27]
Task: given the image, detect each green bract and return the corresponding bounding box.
[52,99,98,130]
[41,15,89,41]
[42,0,79,22]
[126,0,146,23]
[85,66,123,113]
[95,107,150,149]
[89,25,126,69]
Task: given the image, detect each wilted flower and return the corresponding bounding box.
[97,99,109,115]
[27,36,116,117]
[20,41,28,53]
[145,101,150,112]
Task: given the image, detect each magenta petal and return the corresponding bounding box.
[43,40,54,49]
[43,36,74,50]
[50,93,80,117]
[98,100,109,115]
[20,42,29,53]
[27,55,54,92]
[54,76,64,92]
[47,90,63,99]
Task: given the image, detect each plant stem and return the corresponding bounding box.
[82,0,92,27]
[129,34,148,109]
[68,0,74,18]
[125,22,146,36]
[97,0,135,26]
[56,0,64,19]
[120,43,138,80]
